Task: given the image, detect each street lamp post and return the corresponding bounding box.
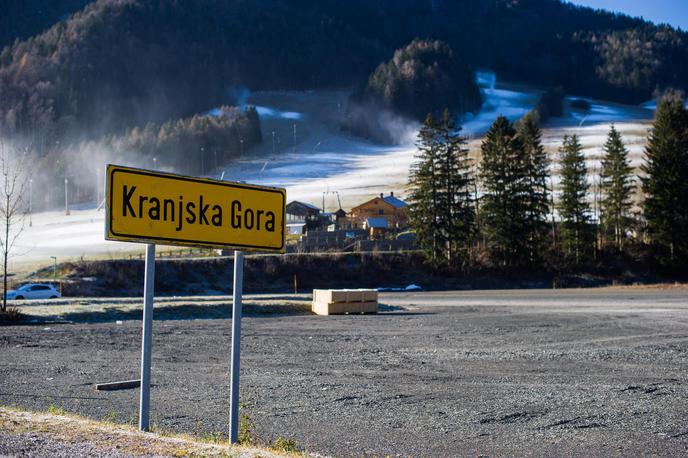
[271,131,275,155]
[28,178,33,227]
[153,157,157,169]
[64,177,70,216]
[50,256,57,283]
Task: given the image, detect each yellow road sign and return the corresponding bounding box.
[106,165,286,251]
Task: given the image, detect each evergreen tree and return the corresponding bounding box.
[558,134,593,262]
[600,124,634,250]
[479,116,530,266]
[408,114,443,264]
[435,109,475,264]
[408,111,475,266]
[517,112,551,262]
[641,94,688,261]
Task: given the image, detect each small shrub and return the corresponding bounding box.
[536,86,565,121]
[48,402,65,415]
[571,98,591,111]
[103,411,118,423]
[238,403,258,446]
[0,307,23,324]
[200,431,225,444]
[272,436,299,453]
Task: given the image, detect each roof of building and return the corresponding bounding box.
[350,193,408,212]
[364,217,389,229]
[383,195,408,208]
[286,200,321,212]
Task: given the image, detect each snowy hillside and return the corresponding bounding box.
[13,71,656,267]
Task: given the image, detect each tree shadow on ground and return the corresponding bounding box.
[19,301,314,324]
[14,300,424,325]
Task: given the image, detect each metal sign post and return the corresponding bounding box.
[229,250,244,443]
[139,243,156,431]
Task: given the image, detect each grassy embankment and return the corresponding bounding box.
[0,405,300,457]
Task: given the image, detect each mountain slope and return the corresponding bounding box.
[1,0,686,144]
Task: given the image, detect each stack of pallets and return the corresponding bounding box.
[312,289,378,315]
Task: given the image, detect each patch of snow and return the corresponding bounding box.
[641,99,657,110]
[475,70,497,90]
[640,98,688,111]
[206,107,223,117]
[254,106,303,120]
[462,72,539,137]
[566,97,653,125]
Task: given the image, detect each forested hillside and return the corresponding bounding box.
[0,0,92,49]
[364,39,482,121]
[1,0,687,173]
[2,0,687,143]
[92,106,262,175]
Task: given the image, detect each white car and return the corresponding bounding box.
[6,284,61,300]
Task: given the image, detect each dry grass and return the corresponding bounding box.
[597,282,688,290]
[0,406,297,458]
[0,307,24,324]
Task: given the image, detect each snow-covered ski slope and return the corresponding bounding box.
[14,72,655,267]
[220,71,654,203]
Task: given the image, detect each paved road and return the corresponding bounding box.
[1,287,687,456]
[381,287,688,309]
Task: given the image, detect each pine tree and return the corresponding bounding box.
[517,112,551,262]
[558,134,593,262]
[408,111,475,266]
[600,124,634,250]
[408,114,442,264]
[479,116,529,266]
[641,94,688,262]
[435,109,475,264]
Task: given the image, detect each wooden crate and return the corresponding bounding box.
[312,289,378,315]
[313,288,378,304]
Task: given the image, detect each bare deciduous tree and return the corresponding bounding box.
[0,142,28,312]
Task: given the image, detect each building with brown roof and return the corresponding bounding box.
[349,192,408,230]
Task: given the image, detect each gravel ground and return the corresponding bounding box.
[0,430,138,458]
[1,288,687,456]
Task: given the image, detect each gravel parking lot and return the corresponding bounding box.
[1,287,687,456]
